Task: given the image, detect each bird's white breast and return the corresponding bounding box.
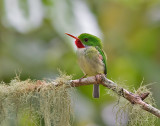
[76,47,105,76]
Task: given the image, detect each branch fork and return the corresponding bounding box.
[70,74,160,118]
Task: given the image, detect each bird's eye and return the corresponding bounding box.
[84,38,88,42]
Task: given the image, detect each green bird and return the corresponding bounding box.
[65,33,107,98]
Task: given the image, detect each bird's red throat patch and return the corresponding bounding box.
[65,33,85,48]
[75,39,85,48]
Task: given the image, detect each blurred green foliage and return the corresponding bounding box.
[0,0,160,125]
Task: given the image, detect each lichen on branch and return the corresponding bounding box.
[0,73,159,126]
[0,74,73,126]
[115,84,157,126]
[70,74,160,119]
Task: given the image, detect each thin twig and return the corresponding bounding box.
[69,74,160,118]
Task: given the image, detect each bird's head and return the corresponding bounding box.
[65,33,102,49]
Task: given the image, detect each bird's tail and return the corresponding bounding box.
[93,84,99,98]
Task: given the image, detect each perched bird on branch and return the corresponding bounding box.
[65,33,107,98]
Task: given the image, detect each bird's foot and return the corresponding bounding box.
[95,73,105,84]
[79,74,87,83]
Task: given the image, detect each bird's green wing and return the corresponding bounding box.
[96,46,107,75]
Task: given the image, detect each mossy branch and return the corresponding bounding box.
[0,74,73,126]
[0,74,159,126]
[69,74,160,118]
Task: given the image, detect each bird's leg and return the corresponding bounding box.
[79,74,87,83]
